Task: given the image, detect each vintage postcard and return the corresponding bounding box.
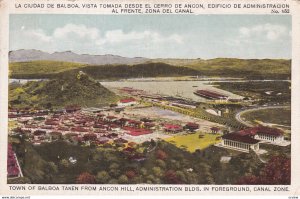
[0,0,300,197]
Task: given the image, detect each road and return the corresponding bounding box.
[235,105,290,127]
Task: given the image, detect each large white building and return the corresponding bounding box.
[254,129,284,144]
[221,132,260,153]
[240,126,285,144]
[218,126,288,153]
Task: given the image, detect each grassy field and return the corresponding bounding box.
[242,108,291,127]
[164,132,220,152]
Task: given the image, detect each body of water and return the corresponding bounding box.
[100,80,243,102]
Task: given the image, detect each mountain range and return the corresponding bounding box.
[9,49,149,65]
[9,49,291,80]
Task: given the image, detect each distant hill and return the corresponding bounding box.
[62,63,201,79]
[9,49,149,65]
[9,72,118,108]
[9,60,86,78]
[10,62,201,79]
[9,50,291,80]
[154,58,291,79]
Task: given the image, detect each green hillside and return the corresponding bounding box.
[155,58,291,79]
[188,58,291,79]
[64,63,200,80]
[10,60,85,78]
[9,71,118,108]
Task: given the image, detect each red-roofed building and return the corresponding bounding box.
[184,122,199,132]
[144,122,156,130]
[221,132,260,152]
[104,116,118,122]
[118,98,138,107]
[45,120,59,126]
[210,127,220,134]
[164,124,183,133]
[124,127,153,136]
[71,127,89,132]
[83,133,97,141]
[57,126,69,131]
[240,126,285,144]
[127,120,142,128]
[65,105,81,113]
[93,123,108,130]
[219,126,287,152]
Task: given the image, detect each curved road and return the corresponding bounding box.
[235,105,290,127]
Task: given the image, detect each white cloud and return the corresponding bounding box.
[23,28,52,42]
[19,24,184,52]
[97,29,183,45]
[53,24,99,40]
[239,23,288,41]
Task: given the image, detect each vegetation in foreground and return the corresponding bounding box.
[9,72,118,109]
[8,137,290,185]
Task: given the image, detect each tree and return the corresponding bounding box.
[140,167,148,176]
[236,175,261,185]
[146,174,161,184]
[164,170,181,184]
[185,172,199,184]
[108,178,118,184]
[176,171,187,183]
[76,172,96,184]
[118,175,129,184]
[96,171,111,184]
[125,170,136,179]
[152,167,163,177]
[156,150,168,160]
[109,163,121,178]
[156,159,166,169]
[59,159,70,168]
[237,155,291,185]
[260,155,291,185]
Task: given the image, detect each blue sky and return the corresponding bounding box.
[9,14,291,59]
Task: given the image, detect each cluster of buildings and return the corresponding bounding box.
[193,89,229,103]
[218,126,290,153]
[193,89,244,103]
[119,87,199,109]
[9,105,202,146]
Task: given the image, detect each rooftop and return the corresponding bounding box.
[222,133,260,144]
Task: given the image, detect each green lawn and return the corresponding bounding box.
[164,132,220,152]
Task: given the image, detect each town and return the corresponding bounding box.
[8,86,290,180]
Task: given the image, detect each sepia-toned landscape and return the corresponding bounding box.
[7,15,291,185]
